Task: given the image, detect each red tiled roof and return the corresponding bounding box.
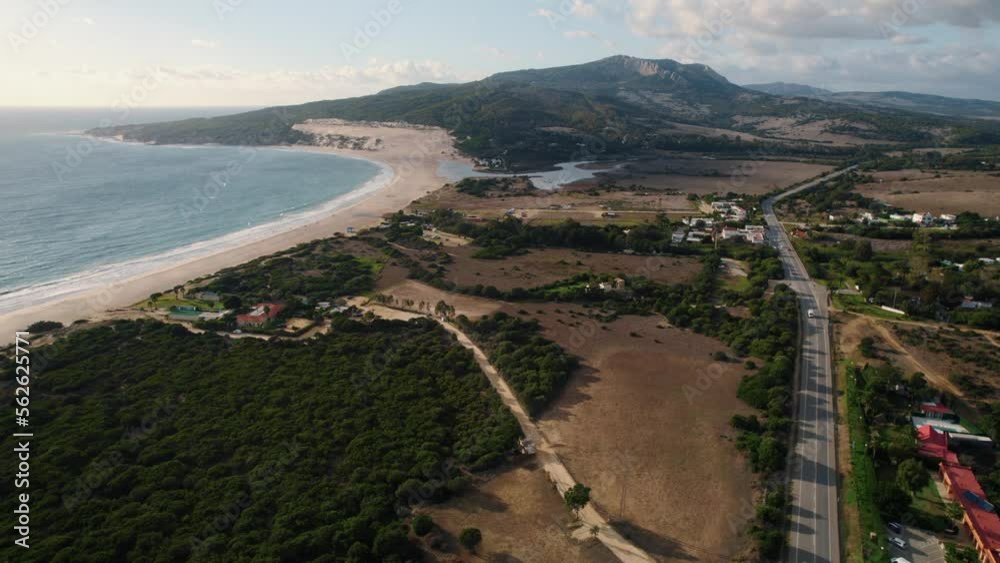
[917,425,949,460]
[943,463,1000,551]
[921,403,955,415]
[237,303,285,325]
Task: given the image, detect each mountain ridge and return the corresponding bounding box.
[745,81,1000,120]
[90,55,1000,166]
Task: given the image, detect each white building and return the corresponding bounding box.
[912,212,934,226]
[960,297,994,310]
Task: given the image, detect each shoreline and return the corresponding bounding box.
[0,122,466,343]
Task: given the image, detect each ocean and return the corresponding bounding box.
[0,108,389,314]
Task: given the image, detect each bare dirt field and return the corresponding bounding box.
[422,459,618,563]
[586,157,833,196]
[856,170,1000,216]
[377,279,502,318]
[510,302,756,561]
[442,247,702,291]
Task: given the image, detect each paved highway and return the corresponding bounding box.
[763,166,856,563]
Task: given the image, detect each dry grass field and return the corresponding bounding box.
[855,169,1000,216]
[421,460,618,563]
[508,302,757,561]
[889,323,1000,402]
[587,157,832,195]
[733,116,896,146]
[441,247,702,291]
[410,182,697,225]
[835,314,965,398]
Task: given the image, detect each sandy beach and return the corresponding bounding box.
[0,120,467,343]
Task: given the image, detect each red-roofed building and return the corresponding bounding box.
[917,425,950,461]
[920,402,956,420]
[236,303,285,328]
[940,463,1000,563]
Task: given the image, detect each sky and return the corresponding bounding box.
[3,0,1000,107]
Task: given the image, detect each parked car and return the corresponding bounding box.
[889,537,907,549]
[890,558,912,563]
[887,522,903,534]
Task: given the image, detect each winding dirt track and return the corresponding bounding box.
[359,303,656,563]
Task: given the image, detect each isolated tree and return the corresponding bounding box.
[459,527,482,552]
[412,514,434,536]
[756,436,787,473]
[874,481,912,519]
[564,483,591,513]
[854,240,874,261]
[909,230,933,285]
[590,525,600,539]
[897,458,929,493]
[859,337,877,358]
[885,430,918,464]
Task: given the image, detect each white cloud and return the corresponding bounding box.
[563,29,598,39]
[624,0,1000,99]
[190,39,222,49]
[719,44,1000,99]
[625,0,1000,41]
[82,17,95,26]
[8,59,472,107]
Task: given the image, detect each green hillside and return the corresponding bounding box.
[90,55,1000,166]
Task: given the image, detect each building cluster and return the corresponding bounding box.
[674,215,766,245]
[914,403,1000,563]
[473,157,506,169]
[710,200,748,221]
[236,303,285,328]
[718,225,766,245]
[940,257,1000,276]
[858,211,957,227]
[585,277,626,292]
[960,296,995,310]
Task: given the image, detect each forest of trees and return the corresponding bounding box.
[0,318,520,562]
[457,313,578,415]
[201,239,380,317]
[414,211,704,258]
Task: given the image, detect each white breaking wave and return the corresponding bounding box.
[0,155,394,315]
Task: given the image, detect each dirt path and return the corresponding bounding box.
[831,305,1000,352]
[359,302,656,563]
[838,312,964,397]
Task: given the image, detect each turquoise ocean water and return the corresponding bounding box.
[0,108,387,313]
